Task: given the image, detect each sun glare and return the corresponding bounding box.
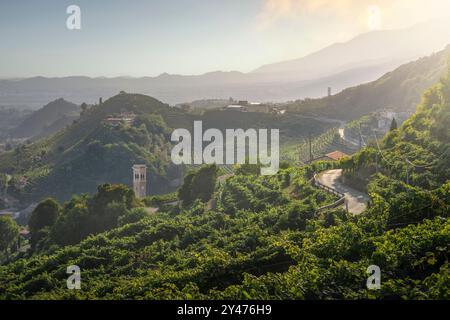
[367,4,382,31]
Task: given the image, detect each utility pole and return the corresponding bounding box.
[375,153,379,174]
[309,133,313,163]
[359,123,362,149]
[406,160,410,185]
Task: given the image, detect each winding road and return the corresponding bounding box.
[302,115,361,147]
[316,169,369,215]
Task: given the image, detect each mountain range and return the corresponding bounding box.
[286,45,450,120]
[1,19,449,108]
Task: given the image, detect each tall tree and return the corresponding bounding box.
[390,118,398,131]
[178,165,218,206]
[0,216,20,258]
[29,198,60,249]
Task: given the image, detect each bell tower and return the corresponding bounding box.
[132,164,147,198]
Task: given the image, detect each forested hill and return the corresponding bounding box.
[0,69,448,299]
[9,99,80,139]
[286,45,450,120]
[0,93,188,202]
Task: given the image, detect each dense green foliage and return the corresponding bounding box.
[0,216,19,257]
[24,184,140,253]
[0,63,449,301]
[345,114,378,142]
[28,199,61,249]
[0,161,447,299]
[342,66,450,190]
[178,165,218,206]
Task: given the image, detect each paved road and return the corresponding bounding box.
[338,128,361,147]
[316,169,369,215]
[302,115,361,148]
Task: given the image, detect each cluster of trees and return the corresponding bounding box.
[0,216,19,260]
[26,184,145,252]
[178,165,218,206]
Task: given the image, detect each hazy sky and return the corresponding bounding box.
[1,0,449,78]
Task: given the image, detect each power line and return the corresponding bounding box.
[373,134,397,167]
[358,124,368,148]
[373,134,447,170]
[405,146,449,168]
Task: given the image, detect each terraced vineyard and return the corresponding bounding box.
[281,128,358,163]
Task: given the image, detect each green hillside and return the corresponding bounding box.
[342,68,450,190]
[0,93,337,204]
[286,46,450,120]
[0,93,185,203]
[0,67,448,299]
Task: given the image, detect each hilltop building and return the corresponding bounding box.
[246,103,271,113]
[103,112,136,126]
[224,101,271,113]
[132,164,147,198]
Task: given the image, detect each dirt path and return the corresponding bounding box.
[316,169,369,214]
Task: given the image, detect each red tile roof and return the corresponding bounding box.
[325,151,349,161]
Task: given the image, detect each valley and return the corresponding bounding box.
[0,45,447,212]
[0,10,448,301]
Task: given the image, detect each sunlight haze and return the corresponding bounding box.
[0,0,449,77]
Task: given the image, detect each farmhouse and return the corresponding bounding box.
[103,112,136,126]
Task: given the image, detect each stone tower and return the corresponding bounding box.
[132,165,147,198]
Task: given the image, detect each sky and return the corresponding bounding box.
[1,0,450,78]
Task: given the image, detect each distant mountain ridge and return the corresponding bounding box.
[285,45,450,120]
[1,19,449,108]
[253,19,450,80]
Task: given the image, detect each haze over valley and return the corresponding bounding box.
[1,19,450,109]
